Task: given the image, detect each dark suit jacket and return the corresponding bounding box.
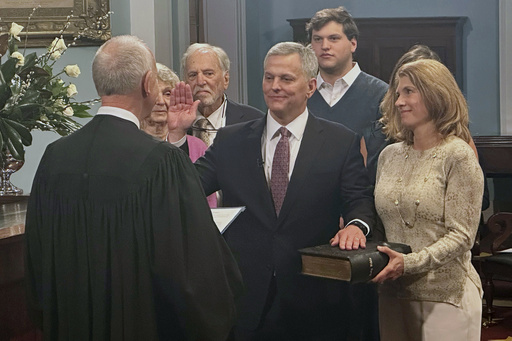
[195,112,375,331]
[225,98,265,125]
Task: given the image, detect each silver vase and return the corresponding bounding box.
[0,150,24,196]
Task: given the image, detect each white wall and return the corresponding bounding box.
[203,0,247,103]
[130,0,156,51]
[500,0,512,134]
[154,0,190,73]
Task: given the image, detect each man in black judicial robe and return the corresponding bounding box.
[24,35,243,341]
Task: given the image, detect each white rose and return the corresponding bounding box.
[67,84,78,97]
[63,106,74,117]
[9,23,24,40]
[50,51,62,60]
[49,37,67,53]
[64,64,81,78]
[10,51,25,66]
[55,99,65,107]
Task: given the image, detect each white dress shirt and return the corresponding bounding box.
[261,109,308,184]
[317,63,361,107]
[96,106,140,128]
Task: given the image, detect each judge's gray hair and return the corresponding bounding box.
[92,35,154,96]
[263,42,318,80]
[180,43,230,79]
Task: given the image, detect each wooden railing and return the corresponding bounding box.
[0,196,41,340]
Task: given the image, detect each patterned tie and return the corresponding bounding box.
[195,118,210,146]
[270,127,291,216]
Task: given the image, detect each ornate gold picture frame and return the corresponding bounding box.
[0,0,111,47]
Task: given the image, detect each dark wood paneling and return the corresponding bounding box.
[474,136,512,177]
[474,136,512,213]
[287,17,466,88]
[0,198,42,341]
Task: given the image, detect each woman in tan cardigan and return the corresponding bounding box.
[373,59,484,341]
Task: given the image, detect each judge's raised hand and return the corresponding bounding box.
[371,246,404,284]
[330,224,366,250]
[168,81,199,131]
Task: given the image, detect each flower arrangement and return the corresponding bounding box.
[0,18,94,163]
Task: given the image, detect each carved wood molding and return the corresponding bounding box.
[474,136,512,177]
[287,16,467,88]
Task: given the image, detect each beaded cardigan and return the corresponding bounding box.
[375,136,484,306]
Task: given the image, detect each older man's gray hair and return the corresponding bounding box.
[180,43,230,79]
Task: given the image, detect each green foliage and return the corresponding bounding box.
[0,31,95,162]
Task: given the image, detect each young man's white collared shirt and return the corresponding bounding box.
[317,63,361,107]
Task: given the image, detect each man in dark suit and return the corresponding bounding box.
[181,43,264,146]
[171,41,375,340]
[24,35,243,340]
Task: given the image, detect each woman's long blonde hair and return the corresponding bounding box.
[379,45,440,141]
[381,59,471,145]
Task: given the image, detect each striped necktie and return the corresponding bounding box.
[195,118,210,146]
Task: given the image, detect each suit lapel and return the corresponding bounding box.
[225,100,242,125]
[277,114,325,224]
[243,118,277,221]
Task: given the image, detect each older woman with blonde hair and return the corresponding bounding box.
[141,63,180,140]
[372,59,484,341]
[142,63,216,207]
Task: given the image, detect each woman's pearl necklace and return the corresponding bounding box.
[394,144,440,228]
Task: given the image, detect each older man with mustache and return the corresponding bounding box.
[181,43,264,146]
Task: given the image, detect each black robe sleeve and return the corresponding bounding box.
[25,141,243,341]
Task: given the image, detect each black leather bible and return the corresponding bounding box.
[299,241,412,283]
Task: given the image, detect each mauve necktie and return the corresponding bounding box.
[195,118,210,146]
[270,127,291,216]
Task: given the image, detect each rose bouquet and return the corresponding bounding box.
[0,21,94,163]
